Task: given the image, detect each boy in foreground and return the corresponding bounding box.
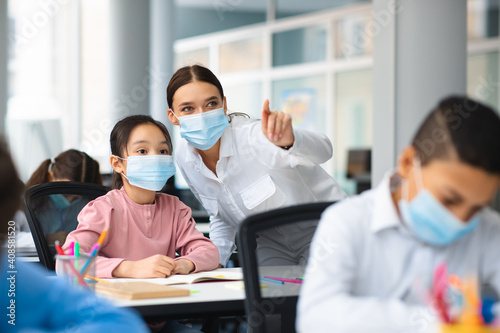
[297,96,500,332]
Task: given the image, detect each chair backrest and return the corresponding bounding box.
[237,201,336,333]
[22,181,109,270]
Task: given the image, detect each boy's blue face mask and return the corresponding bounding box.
[398,159,481,246]
[172,104,229,150]
[118,155,176,191]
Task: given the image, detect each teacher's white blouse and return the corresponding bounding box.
[175,116,347,265]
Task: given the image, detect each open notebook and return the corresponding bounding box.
[105,269,243,285]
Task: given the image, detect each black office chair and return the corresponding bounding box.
[22,181,109,270]
[237,201,336,333]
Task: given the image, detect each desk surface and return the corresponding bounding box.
[98,266,303,320]
[100,268,245,319]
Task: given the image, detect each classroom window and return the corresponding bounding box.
[271,75,327,133]
[222,81,263,118]
[272,26,327,67]
[174,47,210,70]
[6,0,76,181]
[80,0,112,173]
[467,0,499,40]
[276,0,370,19]
[174,2,266,40]
[467,51,499,111]
[219,37,263,74]
[334,12,373,59]
[334,69,373,195]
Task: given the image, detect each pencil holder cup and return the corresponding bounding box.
[55,254,96,290]
[441,324,500,333]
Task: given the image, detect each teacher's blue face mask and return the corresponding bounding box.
[117,155,175,191]
[398,159,480,246]
[171,104,229,150]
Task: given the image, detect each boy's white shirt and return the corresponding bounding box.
[297,172,500,333]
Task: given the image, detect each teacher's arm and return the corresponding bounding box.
[248,100,333,168]
[209,216,237,267]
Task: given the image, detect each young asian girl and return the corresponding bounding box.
[61,115,219,279]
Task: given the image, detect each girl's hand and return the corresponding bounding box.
[173,258,195,275]
[112,254,175,278]
[261,99,295,148]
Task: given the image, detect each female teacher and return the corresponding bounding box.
[167,65,347,266]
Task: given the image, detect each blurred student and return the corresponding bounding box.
[25,148,102,188]
[0,139,148,332]
[297,96,500,332]
[62,115,219,279]
[21,149,103,245]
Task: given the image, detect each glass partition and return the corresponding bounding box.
[334,69,373,195]
[276,0,370,19]
[467,0,499,40]
[334,13,373,59]
[271,75,327,133]
[272,26,327,67]
[219,37,263,73]
[223,81,263,118]
[174,47,210,70]
[467,52,499,110]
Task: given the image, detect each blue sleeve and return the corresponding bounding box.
[1,258,148,333]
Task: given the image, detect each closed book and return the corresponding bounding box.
[95,281,190,300]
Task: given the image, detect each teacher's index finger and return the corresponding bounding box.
[261,99,271,134]
[262,99,271,114]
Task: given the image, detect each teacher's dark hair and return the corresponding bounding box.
[0,138,24,246]
[412,95,500,175]
[166,65,224,110]
[110,115,173,189]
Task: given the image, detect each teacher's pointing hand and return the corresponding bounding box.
[261,99,295,148]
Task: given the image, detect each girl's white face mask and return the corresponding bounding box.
[117,155,175,191]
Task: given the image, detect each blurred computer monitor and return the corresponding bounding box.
[346,149,371,179]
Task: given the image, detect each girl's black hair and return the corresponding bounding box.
[166,65,224,110]
[412,95,500,174]
[110,115,173,189]
[25,149,102,189]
